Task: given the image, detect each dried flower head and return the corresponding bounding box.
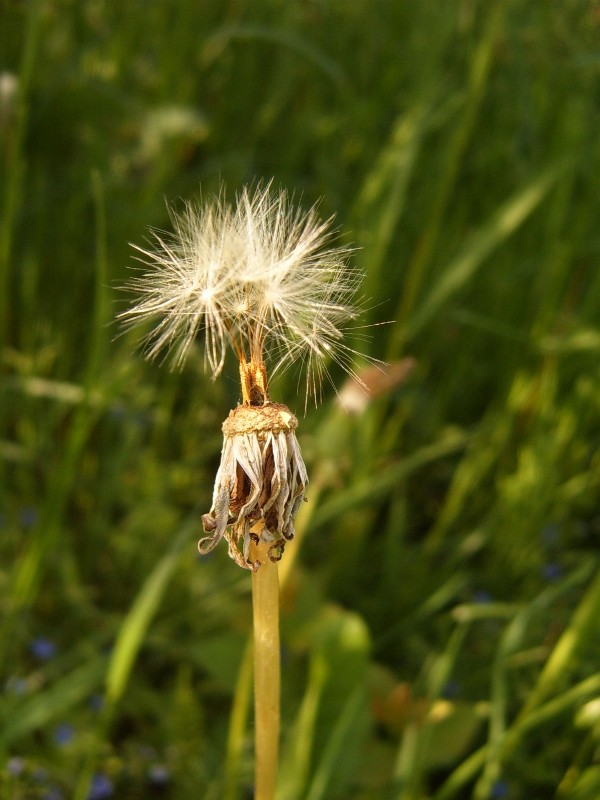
[119,182,368,569]
[199,403,308,570]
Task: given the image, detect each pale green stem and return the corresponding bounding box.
[251,543,280,800]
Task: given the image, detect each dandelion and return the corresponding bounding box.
[119,182,366,570]
[119,182,369,800]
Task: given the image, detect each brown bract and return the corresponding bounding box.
[199,403,308,570]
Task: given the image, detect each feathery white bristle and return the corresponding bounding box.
[119,182,370,402]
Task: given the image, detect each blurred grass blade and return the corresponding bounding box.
[351,103,430,293]
[311,429,468,531]
[434,747,488,800]
[394,1,508,338]
[539,327,600,354]
[304,685,366,800]
[474,563,593,799]
[517,566,600,719]
[504,672,600,754]
[205,24,347,88]
[278,652,328,800]
[105,517,195,707]
[0,656,106,747]
[224,636,254,800]
[394,626,470,799]
[88,170,111,382]
[404,165,565,341]
[1,170,116,665]
[0,0,42,355]
[74,523,195,800]
[278,609,369,800]
[425,413,516,557]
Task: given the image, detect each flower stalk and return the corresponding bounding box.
[251,539,280,800]
[119,182,370,799]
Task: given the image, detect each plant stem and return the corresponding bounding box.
[251,541,280,800]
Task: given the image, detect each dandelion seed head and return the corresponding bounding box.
[119,181,375,403]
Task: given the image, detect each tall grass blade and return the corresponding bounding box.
[304,685,366,800]
[518,566,600,718]
[105,518,195,707]
[394,1,509,340]
[0,0,42,354]
[405,165,566,341]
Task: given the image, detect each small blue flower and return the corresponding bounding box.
[33,766,49,783]
[491,778,510,798]
[148,764,170,785]
[473,590,493,604]
[30,637,57,661]
[108,404,128,422]
[442,680,460,699]
[542,563,563,582]
[108,404,150,429]
[88,693,104,712]
[54,722,75,746]
[19,507,39,528]
[88,773,114,800]
[541,522,560,547]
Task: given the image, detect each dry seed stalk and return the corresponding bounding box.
[119,184,369,800]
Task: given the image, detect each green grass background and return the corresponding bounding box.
[2,1,600,798]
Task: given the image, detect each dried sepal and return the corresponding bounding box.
[199,403,308,570]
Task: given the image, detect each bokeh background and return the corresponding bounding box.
[2,1,600,799]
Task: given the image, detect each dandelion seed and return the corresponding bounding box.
[120,182,370,569]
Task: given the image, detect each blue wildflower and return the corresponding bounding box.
[540,522,560,548]
[491,778,510,798]
[542,563,563,582]
[30,637,57,661]
[442,680,460,699]
[33,767,49,782]
[54,723,75,746]
[88,774,114,800]
[88,693,104,712]
[19,507,39,528]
